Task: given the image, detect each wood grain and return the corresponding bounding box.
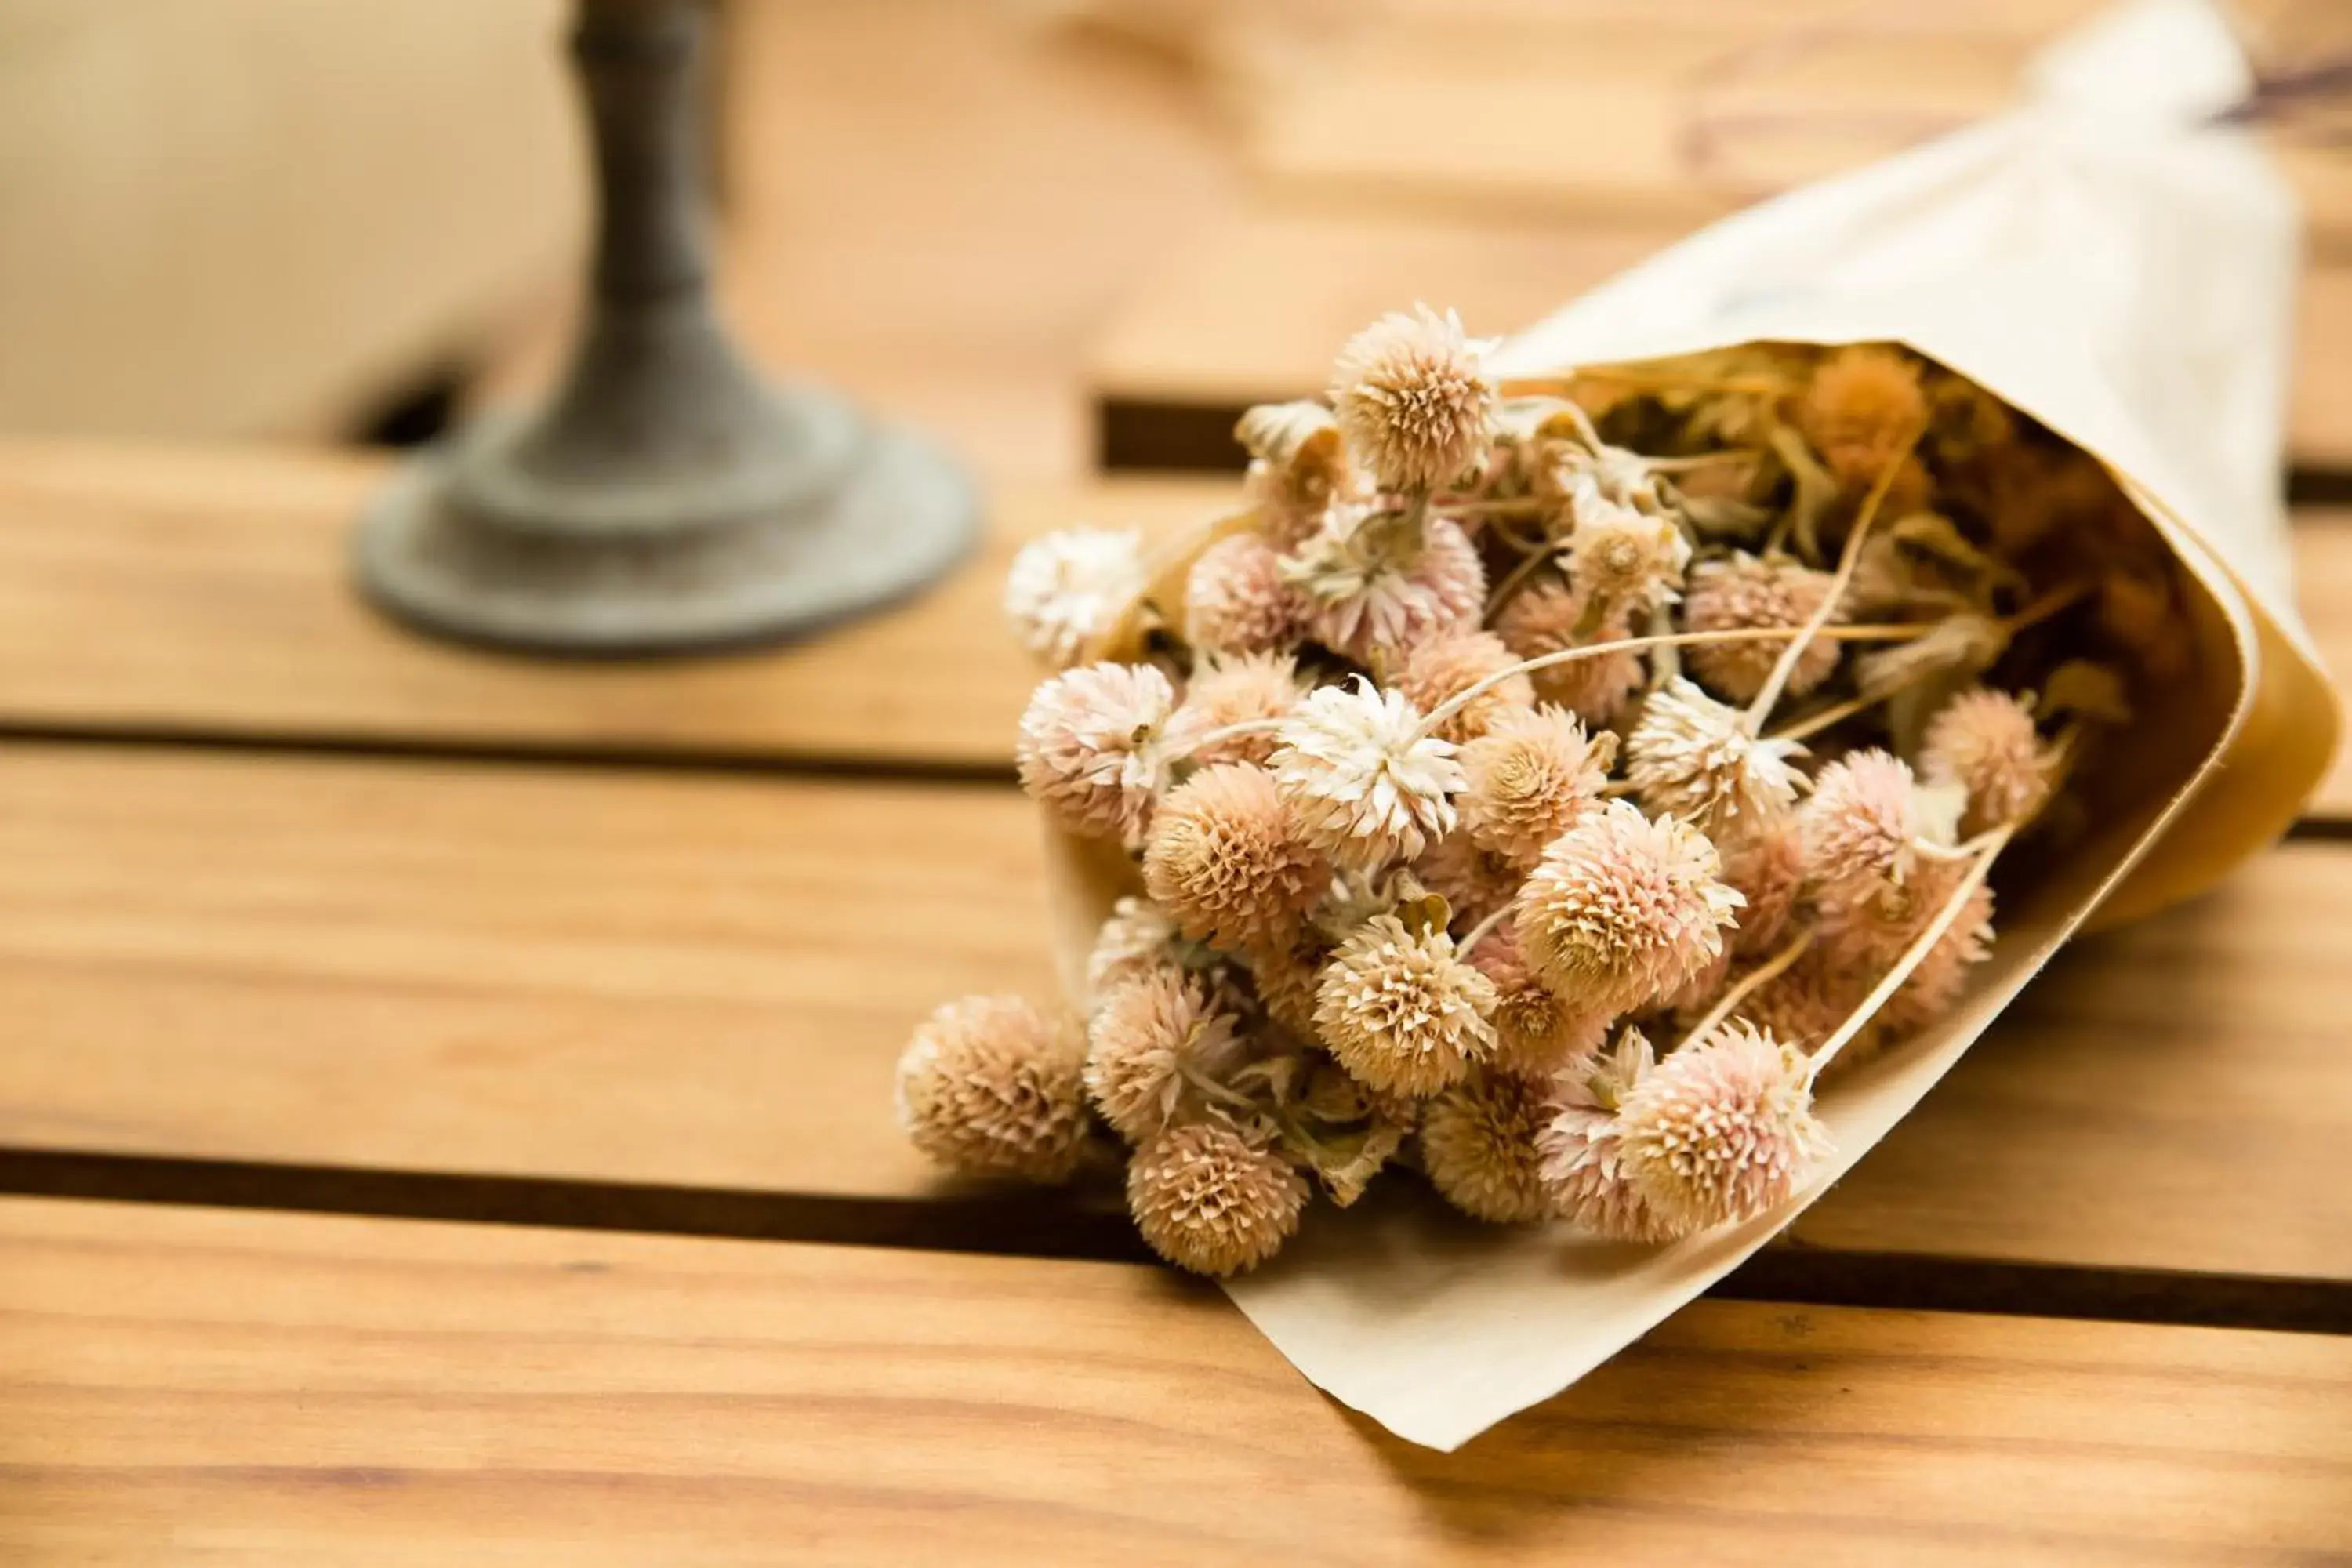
[0,441,1230,769]
[1088,207,2352,474]
[0,1196,2343,1564]
[0,740,2345,1283]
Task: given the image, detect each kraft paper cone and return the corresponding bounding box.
[1045,0,2340,1450]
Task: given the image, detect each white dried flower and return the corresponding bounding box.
[1564,481,1691,615]
[1282,505,1484,666]
[1003,528,1143,669]
[1270,678,1464,872]
[1623,678,1804,838]
[1014,662,1175,847]
[1327,304,1497,492]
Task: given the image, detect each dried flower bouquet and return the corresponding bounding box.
[898,306,2190,1278]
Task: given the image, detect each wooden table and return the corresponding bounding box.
[0,438,2347,1562]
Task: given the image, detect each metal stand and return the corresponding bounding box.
[354,0,976,655]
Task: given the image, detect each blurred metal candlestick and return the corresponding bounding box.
[354,0,975,655]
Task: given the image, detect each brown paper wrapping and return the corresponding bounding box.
[1044,0,2341,1449]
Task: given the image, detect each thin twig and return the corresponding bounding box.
[1677,924,1815,1052]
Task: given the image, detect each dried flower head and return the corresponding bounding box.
[1164,649,1301,770]
[1270,679,1464,871]
[1003,527,1144,669]
[1399,627,1537,744]
[1414,831,1523,927]
[1085,968,1246,1144]
[1284,508,1485,666]
[1617,1022,1831,1233]
[1087,895,1182,1001]
[1494,580,1646,724]
[1565,488,1692,615]
[1247,935,1330,1043]
[1458,706,1617,869]
[896,995,1089,1181]
[1185,533,1311,656]
[1470,927,1611,1074]
[1624,678,1805,838]
[1819,851,1978,973]
[1873,874,1995,1040]
[1327,304,1497,492]
[1420,1069,1555,1222]
[1921,687,2053,836]
[1515,800,1743,1018]
[1720,818,1807,958]
[1539,1029,1677,1242]
[1144,763,1328,952]
[1800,344,1926,489]
[1236,401,1351,543]
[1313,913,1497,1096]
[1127,1119,1309,1276]
[1015,662,1174,846]
[1800,749,1941,903]
[1682,553,1840,703]
[1744,946,1871,1054]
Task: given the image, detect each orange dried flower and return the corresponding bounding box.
[1327,304,1497,492]
[1514,800,1744,1018]
[1494,580,1645,724]
[1799,344,1926,490]
[1314,913,1497,1096]
[1682,552,1840,704]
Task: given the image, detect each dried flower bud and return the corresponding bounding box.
[1271,679,1464,872]
[1921,687,2053,836]
[1327,304,1497,492]
[1145,763,1329,952]
[1314,913,1498,1097]
[1565,486,1691,615]
[1421,1069,1555,1222]
[1086,968,1247,1144]
[1003,527,1143,669]
[1399,628,1537,744]
[1539,1029,1676,1242]
[1617,1022,1831,1233]
[1469,927,1610,1075]
[1799,345,1926,490]
[896,996,1089,1182]
[1494,580,1646,724]
[1014,662,1174,846]
[1624,677,1805,838]
[1683,552,1840,704]
[1515,800,1744,1018]
[1185,534,1311,656]
[1127,1119,1308,1276]
[1458,705,1617,869]
[1284,507,1485,666]
[1165,650,1302,770]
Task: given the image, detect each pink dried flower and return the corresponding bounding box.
[1003,527,1144,669]
[1744,946,1871,1054]
[1014,662,1174,847]
[1494,580,1645,724]
[1514,800,1744,1018]
[1399,627,1536,744]
[1921,687,2053,836]
[1420,1069,1555,1222]
[1414,831,1525,928]
[1313,913,1497,1097]
[1164,650,1302,770]
[1087,895,1182,1002]
[1800,345,1926,490]
[1538,1029,1676,1242]
[1624,677,1804,838]
[1270,679,1463,872]
[1799,749,1945,904]
[1327,304,1497,492]
[1457,706,1617,869]
[896,995,1090,1182]
[1127,1119,1308,1276]
[1144,762,1328,952]
[1284,507,1485,666]
[1085,968,1247,1144]
[1683,552,1840,703]
[1617,1021,1831,1234]
[1722,818,1807,958]
[1185,534,1310,656]
[1822,858,1996,1051]
[1470,927,1611,1075]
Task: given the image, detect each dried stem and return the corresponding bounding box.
[1677,924,1815,1053]
[1498,368,1797,400]
[1459,903,1514,955]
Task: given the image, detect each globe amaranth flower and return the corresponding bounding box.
[1327,303,1497,493]
[1420,1068,1555,1222]
[896,995,1090,1181]
[1015,661,1174,847]
[1617,1021,1831,1235]
[1398,627,1536,745]
[1494,579,1645,724]
[1085,967,1248,1145]
[1798,344,1926,490]
[1127,1118,1309,1276]
[1683,551,1840,704]
[1413,829,1523,929]
[1003,527,1144,669]
[1269,678,1464,872]
[1921,686,2053,837]
[1538,1028,1676,1242]
[1087,895,1183,1003]
[1468,927,1610,1076]
[1514,800,1743,1018]
[1313,913,1497,1097]
[1163,649,1303,771]
[1799,748,1951,906]
[1721,818,1807,959]
[1623,677,1804,840]
[1282,506,1484,667]
[1143,762,1329,953]
[1185,533,1311,656]
[1563,484,1690,617]
[1457,705,1617,870]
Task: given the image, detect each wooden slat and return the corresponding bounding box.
[0,441,1232,771]
[1,741,2347,1285]
[2,1196,2344,1563]
[1088,209,2352,474]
